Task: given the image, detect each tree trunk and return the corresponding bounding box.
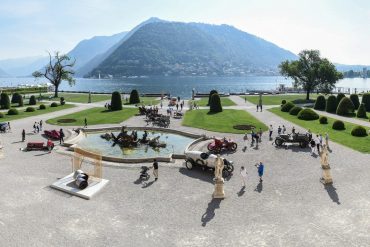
[54,85,59,98]
[306,90,310,100]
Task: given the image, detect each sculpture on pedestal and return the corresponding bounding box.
[213,154,225,198]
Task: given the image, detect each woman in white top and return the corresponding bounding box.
[240,166,248,187]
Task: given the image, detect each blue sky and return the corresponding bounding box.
[0,0,369,64]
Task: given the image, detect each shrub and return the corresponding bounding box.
[314,95,326,110]
[351,126,368,137]
[39,104,46,110]
[0,93,11,109]
[50,102,58,107]
[289,106,302,116]
[129,90,140,104]
[319,116,328,124]
[207,90,218,106]
[336,93,345,105]
[209,93,223,113]
[18,96,24,107]
[26,107,35,112]
[0,112,4,118]
[336,97,355,116]
[326,95,337,113]
[349,94,360,109]
[297,108,319,120]
[7,108,19,115]
[281,100,286,105]
[281,102,295,112]
[356,103,368,118]
[29,95,37,105]
[11,93,22,104]
[60,97,65,105]
[332,120,345,130]
[110,91,122,111]
[361,93,370,112]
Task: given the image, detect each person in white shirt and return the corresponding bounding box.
[240,166,248,187]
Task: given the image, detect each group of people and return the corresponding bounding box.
[243,127,264,149]
[240,162,264,187]
[308,130,329,155]
[33,120,43,133]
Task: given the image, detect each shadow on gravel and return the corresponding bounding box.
[201,198,223,227]
[324,184,340,205]
[254,181,263,193]
[179,167,213,184]
[237,186,246,197]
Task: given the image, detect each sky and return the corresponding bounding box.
[0,0,369,65]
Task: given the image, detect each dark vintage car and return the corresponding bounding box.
[0,122,9,133]
[274,133,309,148]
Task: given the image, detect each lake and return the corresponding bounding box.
[0,76,369,99]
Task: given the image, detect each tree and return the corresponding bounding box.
[129,90,140,104]
[279,50,342,100]
[336,97,355,116]
[207,90,218,106]
[29,95,37,105]
[110,91,122,111]
[0,93,10,109]
[32,51,75,98]
[313,95,326,110]
[11,93,22,104]
[209,93,222,113]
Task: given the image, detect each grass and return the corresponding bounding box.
[196,97,236,107]
[243,94,317,105]
[46,107,138,126]
[0,104,75,122]
[124,97,160,106]
[269,107,370,153]
[182,109,268,134]
[40,93,111,103]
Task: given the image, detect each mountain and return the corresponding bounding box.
[0,67,9,77]
[334,63,369,72]
[0,56,49,77]
[89,20,297,77]
[76,17,164,77]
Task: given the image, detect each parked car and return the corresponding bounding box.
[207,138,237,153]
[184,150,234,177]
[168,97,177,106]
[0,122,9,133]
[274,133,309,148]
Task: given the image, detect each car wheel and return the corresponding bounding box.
[222,169,230,178]
[275,139,283,146]
[231,143,237,151]
[185,160,193,170]
[207,143,213,151]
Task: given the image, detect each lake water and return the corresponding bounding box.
[0,76,369,99]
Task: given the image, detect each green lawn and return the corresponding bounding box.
[124,97,160,106]
[243,94,317,105]
[269,107,370,153]
[0,104,75,122]
[46,107,138,126]
[45,93,111,103]
[196,97,236,107]
[182,109,268,134]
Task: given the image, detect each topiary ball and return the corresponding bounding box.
[26,107,35,112]
[7,108,19,115]
[326,95,337,113]
[50,102,58,107]
[332,120,345,130]
[297,108,320,120]
[314,95,326,110]
[281,100,287,105]
[351,126,368,137]
[0,112,4,118]
[281,102,295,112]
[319,116,328,124]
[60,97,66,105]
[39,104,46,110]
[289,106,302,116]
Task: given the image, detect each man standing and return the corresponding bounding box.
[277,126,282,135]
[269,125,273,139]
[240,166,248,187]
[152,159,159,181]
[59,128,65,144]
[325,133,330,148]
[84,118,87,128]
[255,162,264,182]
[316,134,321,154]
[39,120,43,131]
[22,129,26,142]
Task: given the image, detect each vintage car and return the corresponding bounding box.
[44,130,61,140]
[184,150,234,177]
[274,133,309,148]
[0,122,9,133]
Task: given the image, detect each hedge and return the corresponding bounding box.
[29,95,37,105]
[50,102,58,107]
[11,93,22,104]
[349,94,360,110]
[0,112,4,118]
[332,120,345,130]
[319,116,328,124]
[336,93,345,105]
[281,102,295,112]
[110,91,122,111]
[60,97,65,105]
[289,106,302,116]
[208,90,218,106]
[314,95,326,110]
[0,93,11,109]
[336,97,355,116]
[26,107,35,112]
[209,93,223,113]
[326,95,337,113]
[351,126,368,137]
[7,108,19,115]
[297,108,319,120]
[361,93,370,112]
[39,104,46,110]
[356,103,367,118]
[129,90,140,104]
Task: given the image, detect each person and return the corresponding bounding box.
[251,129,255,144]
[59,128,65,144]
[256,104,259,112]
[325,133,329,148]
[254,132,259,148]
[39,120,43,131]
[292,126,296,134]
[258,95,263,112]
[319,134,323,146]
[22,129,26,142]
[176,103,179,111]
[7,122,11,131]
[36,123,40,133]
[259,103,263,112]
[180,102,183,111]
[152,159,159,181]
[310,138,316,155]
[258,128,263,142]
[307,129,312,141]
[160,101,163,109]
[244,96,247,103]
[84,118,87,128]
[282,125,286,134]
[269,125,273,139]
[277,126,282,135]
[255,162,264,182]
[243,132,249,150]
[240,166,248,187]
[315,134,320,154]
[33,122,37,133]
[47,139,53,153]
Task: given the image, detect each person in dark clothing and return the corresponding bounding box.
[59,128,65,144]
[255,162,264,182]
[22,129,26,142]
[152,159,159,181]
[84,118,87,128]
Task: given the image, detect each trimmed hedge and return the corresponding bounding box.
[332,120,345,130]
[0,112,4,118]
[297,108,319,120]
[110,91,122,111]
[326,95,337,113]
[319,116,328,124]
[7,108,19,115]
[209,93,223,113]
[314,95,326,110]
[281,100,286,105]
[351,126,368,137]
[361,93,370,112]
[11,93,22,104]
[336,93,345,105]
[356,103,368,118]
[129,90,140,104]
[60,97,65,105]
[207,90,218,106]
[336,97,355,116]
[18,96,24,107]
[289,106,302,116]
[281,102,295,112]
[0,93,11,109]
[349,94,360,109]
[50,102,58,107]
[39,104,46,110]
[29,95,37,105]
[26,107,35,112]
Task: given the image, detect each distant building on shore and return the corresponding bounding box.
[363,67,368,78]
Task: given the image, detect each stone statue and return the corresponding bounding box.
[320,144,330,169]
[214,154,224,180]
[213,154,225,198]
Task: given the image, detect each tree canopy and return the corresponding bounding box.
[279,50,342,100]
[32,52,75,97]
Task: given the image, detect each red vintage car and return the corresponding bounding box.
[44,130,60,140]
[207,138,238,153]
